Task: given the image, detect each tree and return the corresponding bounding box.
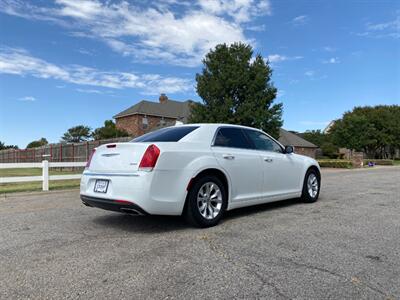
[301,130,327,148]
[330,105,400,158]
[300,130,338,158]
[189,42,283,138]
[26,138,48,148]
[61,125,91,143]
[320,142,338,158]
[92,120,129,140]
[0,141,18,150]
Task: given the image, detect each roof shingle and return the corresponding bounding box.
[278,128,317,148]
[113,99,192,122]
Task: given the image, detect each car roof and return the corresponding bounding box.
[179,123,260,131]
[176,123,281,145]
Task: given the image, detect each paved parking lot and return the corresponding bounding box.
[1,167,399,299]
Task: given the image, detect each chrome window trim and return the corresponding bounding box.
[210,125,285,154]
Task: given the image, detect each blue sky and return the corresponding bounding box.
[0,0,399,148]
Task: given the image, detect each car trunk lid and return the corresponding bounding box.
[88,143,149,173]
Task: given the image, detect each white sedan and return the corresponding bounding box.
[80,124,321,227]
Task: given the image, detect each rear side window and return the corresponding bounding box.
[213,127,252,149]
[132,126,199,142]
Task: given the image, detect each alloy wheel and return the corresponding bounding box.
[307,173,319,198]
[197,182,223,220]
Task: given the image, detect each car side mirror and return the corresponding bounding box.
[285,145,294,154]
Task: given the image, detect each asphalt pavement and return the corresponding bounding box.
[0,166,399,299]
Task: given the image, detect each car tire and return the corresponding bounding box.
[184,175,227,228]
[301,169,320,203]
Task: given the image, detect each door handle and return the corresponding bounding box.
[264,157,273,162]
[222,154,235,160]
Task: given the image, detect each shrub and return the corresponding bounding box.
[363,159,394,166]
[320,142,339,159]
[317,160,352,168]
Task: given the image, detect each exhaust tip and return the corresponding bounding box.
[120,207,144,216]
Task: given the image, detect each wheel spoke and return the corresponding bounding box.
[212,198,222,205]
[207,204,214,218]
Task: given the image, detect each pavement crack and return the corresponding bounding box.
[280,258,388,297]
[199,233,291,299]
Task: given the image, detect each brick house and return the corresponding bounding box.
[278,128,318,158]
[114,94,318,158]
[114,94,193,137]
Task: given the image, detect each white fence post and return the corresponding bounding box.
[42,160,49,191]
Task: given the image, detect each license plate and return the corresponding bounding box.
[94,179,109,193]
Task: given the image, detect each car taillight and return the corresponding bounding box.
[139,144,160,171]
[86,149,96,168]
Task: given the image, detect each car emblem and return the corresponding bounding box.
[101,153,120,157]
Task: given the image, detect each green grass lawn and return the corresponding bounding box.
[394,160,400,166]
[0,167,83,194]
[0,179,80,194]
[0,167,84,177]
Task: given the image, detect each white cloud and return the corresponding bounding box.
[0,0,272,66]
[76,88,103,94]
[198,0,271,23]
[18,96,36,101]
[359,16,400,39]
[276,90,285,98]
[246,24,266,32]
[76,48,94,56]
[267,54,286,63]
[292,15,308,26]
[304,70,327,80]
[323,57,340,64]
[323,46,336,52]
[0,47,192,95]
[304,70,315,77]
[267,54,303,63]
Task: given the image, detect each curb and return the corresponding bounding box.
[1,188,80,199]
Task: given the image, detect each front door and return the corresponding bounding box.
[243,129,302,198]
[211,127,264,203]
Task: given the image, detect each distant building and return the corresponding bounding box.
[278,128,318,158]
[114,94,193,137]
[323,120,336,134]
[114,94,318,158]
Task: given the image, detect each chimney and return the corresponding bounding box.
[159,93,168,104]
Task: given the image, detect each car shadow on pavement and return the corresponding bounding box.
[223,198,301,222]
[92,213,188,233]
[91,198,303,232]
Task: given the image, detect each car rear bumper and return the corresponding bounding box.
[80,170,191,215]
[80,195,148,215]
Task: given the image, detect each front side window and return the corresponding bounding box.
[244,129,283,153]
[213,127,252,149]
[132,126,199,142]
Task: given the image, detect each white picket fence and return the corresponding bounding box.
[0,161,86,191]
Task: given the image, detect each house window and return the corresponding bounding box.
[142,116,148,129]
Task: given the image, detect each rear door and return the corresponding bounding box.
[243,129,302,197]
[211,127,263,203]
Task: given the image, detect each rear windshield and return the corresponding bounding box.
[132,126,199,142]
